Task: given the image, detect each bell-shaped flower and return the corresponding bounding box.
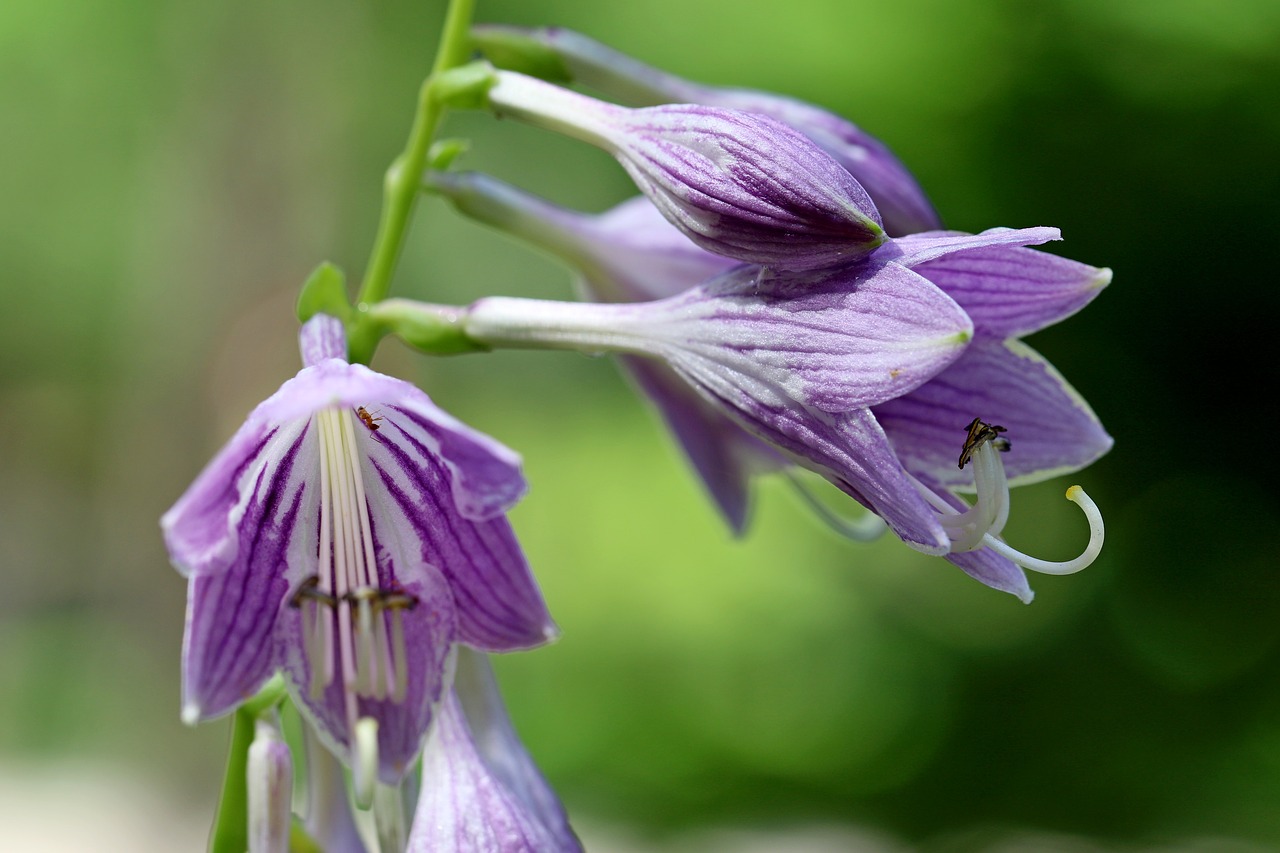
[486,70,886,271]
[457,253,976,553]
[430,171,1111,597]
[473,25,941,236]
[161,315,557,794]
[409,647,581,852]
[872,232,1114,600]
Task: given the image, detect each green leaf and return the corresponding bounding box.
[427,138,470,171]
[296,262,352,323]
[207,708,255,853]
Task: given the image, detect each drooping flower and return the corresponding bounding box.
[431,172,1111,598]
[472,25,941,236]
[408,647,581,852]
[871,232,1114,600]
[485,70,886,271]
[161,314,557,795]
[458,247,978,553]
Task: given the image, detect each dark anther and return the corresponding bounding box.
[338,586,420,611]
[289,575,337,609]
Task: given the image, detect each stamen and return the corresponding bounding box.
[785,470,887,542]
[303,407,420,716]
[289,575,337,609]
[938,419,1013,551]
[980,485,1105,575]
[919,418,1106,575]
[383,593,417,703]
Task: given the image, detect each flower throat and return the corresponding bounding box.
[289,407,418,706]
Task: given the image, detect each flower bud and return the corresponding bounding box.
[475,26,940,236]
[487,70,886,271]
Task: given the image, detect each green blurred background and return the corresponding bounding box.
[3,0,1279,849]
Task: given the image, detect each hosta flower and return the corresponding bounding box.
[409,647,581,852]
[872,232,1113,599]
[161,315,556,796]
[431,172,1111,598]
[486,70,886,271]
[458,249,977,552]
[472,25,941,236]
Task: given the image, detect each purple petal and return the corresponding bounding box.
[300,314,347,367]
[257,360,528,520]
[672,86,941,238]
[452,648,579,849]
[874,339,1113,488]
[652,261,973,412]
[621,355,783,534]
[946,548,1035,603]
[909,243,1112,340]
[408,689,581,853]
[180,421,315,720]
[366,411,557,651]
[610,103,885,270]
[888,227,1061,268]
[164,359,526,576]
[579,195,742,301]
[279,562,457,784]
[699,394,949,554]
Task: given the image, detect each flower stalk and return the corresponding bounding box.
[347,0,481,364]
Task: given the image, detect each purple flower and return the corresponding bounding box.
[432,172,1111,597]
[161,315,556,790]
[873,231,1114,600]
[486,70,886,271]
[408,648,581,852]
[461,249,976,553]
[473,25,940,236]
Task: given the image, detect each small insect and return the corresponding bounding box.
[355,406,383,433]
[958,417,1010,469]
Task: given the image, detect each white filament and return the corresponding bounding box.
[919,438,1104,575]
[304,408,411,737]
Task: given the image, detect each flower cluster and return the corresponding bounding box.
[163,18,1111,852]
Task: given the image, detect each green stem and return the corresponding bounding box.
[207,708,255,853]
[349,0,477,363]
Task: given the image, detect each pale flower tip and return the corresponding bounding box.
[1091,267,1114,290]
[180,703,201,727]
[353,716,380,810]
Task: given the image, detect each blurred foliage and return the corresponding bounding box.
[2,0,1278,849]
